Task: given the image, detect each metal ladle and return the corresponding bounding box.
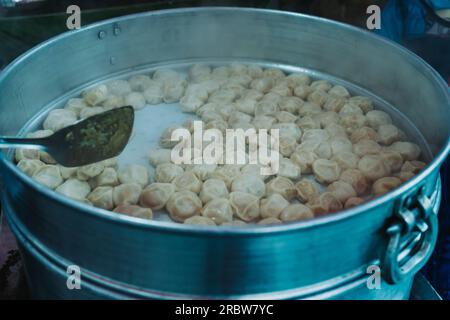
[0,106,134,167]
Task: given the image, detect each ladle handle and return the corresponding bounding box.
[0,137,46,150]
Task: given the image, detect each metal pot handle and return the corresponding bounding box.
[382,180,440,284]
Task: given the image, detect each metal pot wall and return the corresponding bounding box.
[0,8,449,299]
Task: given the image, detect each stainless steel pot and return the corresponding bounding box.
[0,8,449,299]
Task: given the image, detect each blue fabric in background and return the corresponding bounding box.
[376,0,426,41]
[376,0,450,41]
[376,0,450,300]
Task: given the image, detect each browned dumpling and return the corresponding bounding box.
[377,124,401,145]
[88,186,114,210]
[280,204,314,222]
[184,216,216,226]
[64,98,87,116]
[302,129,329,143]
[199,179,229,204]
[314,141,332,159]
[266,176,297,200]
[372,177,402,196]
[326,181,357,203]
[314,111,339,129]
[32,165,63,189]
[95,167,119,187]
[117,164,149,188]
[172,171,203,194]
[271,123,302,142]
[344,197,365,209]
[278,158,301,180]
[296,116,320,131]
[340,169,369,196]
[155,163,184,183]
[307,192,343,216]
[56,179,91,201]
[353,139,382,157]
[323,95,346,113]
[263,68,285,81]
[231,174,266,198]
[252,115,276,130]
[325,123,348,139]
[401,160,426,174]
[102,94,125,110]
[279,96,304,114]
[339,112,367,130]
[380,151,404,173]
[250,77,273,93]
[59,166,78,179]
[26,130,55,164]
[339,103,363,115]
[77,163,105,181]
[201,198,233,224]
[166,191,202,222]
[112,183,142,206]
[290,150,318,174]
[79,106,105,119]
[17,159,45,177]
[82,84,108,106]
[332,152,359,170]
[15,148,40,163]
[142,81,163,104]
[106,79,131,96]
[329,85,350,98]
[139,183,176,210]
[180,89,207,113]
[228,110,253,125]
[298,102,322,117]
[260,193,290,219]
[128,74,152,91]
[229,192,260,222]
[185,162,218,181]
[307,89,328,107]
[293,84,312,99]
[42,109,77,133]
[295,179,320,203]
[312,159,341,184]
[366,110,392,129]
[210,165,241,189]
[387,142,421,161]
[271,83,292,97]
[113,204,153,220]
[395,171,416,182]
[350,127,379,144]
[276,111,297,123]
[278,136,297,157]
[243,88,264,100]
[189,64,211,82]
[348,96,373,114]
[358,155,390,181]
[329,137,353,155]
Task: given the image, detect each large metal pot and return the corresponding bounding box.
[0,8,449,299]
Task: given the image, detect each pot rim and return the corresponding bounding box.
[1,7,449,235]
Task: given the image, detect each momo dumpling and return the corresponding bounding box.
[139,182,175,210]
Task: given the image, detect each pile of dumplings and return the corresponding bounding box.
[15,63,427,226]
